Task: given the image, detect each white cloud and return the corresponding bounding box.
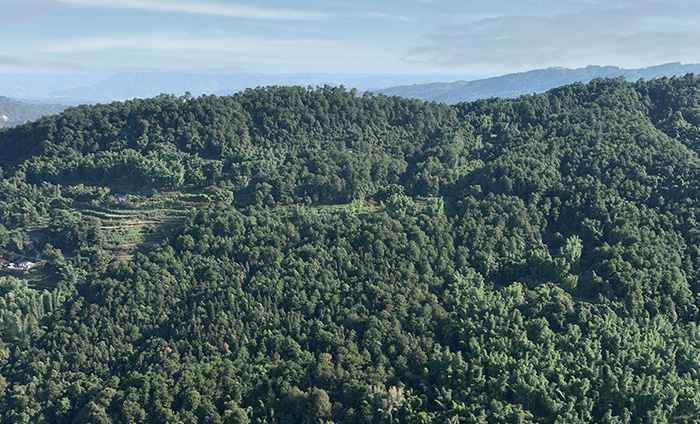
[350,12,415,22]
[36,32,403,72]
[1,0,57,19]
[54,0,417,23]
[42,33,334,56]
[57,0,330,21]
[0,55,86,71]
[403,2,700,70]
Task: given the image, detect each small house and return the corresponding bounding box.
[18,261,35,269]
[0,259,7,267]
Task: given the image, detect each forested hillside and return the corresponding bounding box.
[1,76,700,423]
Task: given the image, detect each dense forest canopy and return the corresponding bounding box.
[1,76,700,422]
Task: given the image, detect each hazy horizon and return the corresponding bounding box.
[2,61,699,106]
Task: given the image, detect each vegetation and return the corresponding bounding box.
[1,76,700,422]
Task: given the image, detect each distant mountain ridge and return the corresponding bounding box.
[1,63,700,114]
[0,73,463,105]
[376,62,700,103]
[0,96,66,127]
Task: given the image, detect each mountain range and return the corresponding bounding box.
[376,62,700,103]
[0,73,461,105]
[3,63,700,126]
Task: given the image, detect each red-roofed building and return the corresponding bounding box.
[18,261,35,269]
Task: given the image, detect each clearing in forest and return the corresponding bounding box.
[77,192,206,259]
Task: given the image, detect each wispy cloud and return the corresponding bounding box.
[42,33,335,56]
[350,12,416,22]
[56,0,330,21]
[403,2,700,70]
[53,0,415,23]
[1,0,57,19]
[35,32,402,72]
[0,55,86,71]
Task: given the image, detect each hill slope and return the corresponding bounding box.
[1,77,700,422]
[0,96,66,127]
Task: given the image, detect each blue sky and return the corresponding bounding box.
[2,0,700,77]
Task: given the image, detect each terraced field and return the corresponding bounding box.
[77,192,207,259]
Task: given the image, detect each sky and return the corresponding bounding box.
[2,0,700,78]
